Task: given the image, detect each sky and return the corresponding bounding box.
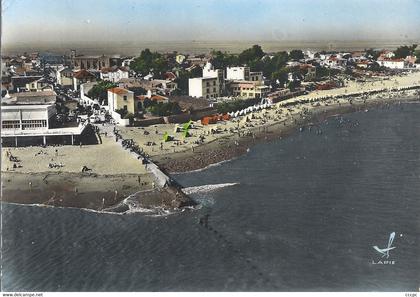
[2,0,420,45]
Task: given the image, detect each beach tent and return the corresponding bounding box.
[163,132,173,142]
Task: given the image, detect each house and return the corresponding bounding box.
[56,67,74,87]
[323,55,347,68]
[377,58,407,69]
[73,69,97,91]
[107,87,135,114]
[25,78,52,92]
[188,77,219,99]
[299,64,316,81]
[250,71,263,82]
[137,94,169,110]
[405,56,417,67]
[100,67,129,82]
[10,75,43,92]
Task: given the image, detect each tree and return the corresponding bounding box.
[131,48,170,77]
[394,44,417,59]
[289,50,304,61]
[87,81,117,105]
[271,67,289,87]
[414,50,420,61]
[173,68,202,95]
[365,48,380,60]
[147,102,182,116]
[239,45,265,65]
[210,50,239,69]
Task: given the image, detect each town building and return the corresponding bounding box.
[1,91,87,146]
[56,67,74,87]
[73,69,97,91]
[107,87,135,114]
[10,75,43,92]
[100,67,129,82]
[188,77,220,99]
[203,62,225,94]
[25,77,52,92]
[227,81,270,99]
[377,58,407,69]
[73,55,110,70]
[226,66,250,81]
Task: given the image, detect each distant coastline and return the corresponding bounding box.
[3,39,420,56]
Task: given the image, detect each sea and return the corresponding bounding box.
[1,102,419,292]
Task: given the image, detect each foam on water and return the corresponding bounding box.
[182,182,239,195]
[173,158,239,175]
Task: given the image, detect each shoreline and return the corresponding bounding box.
[154,93,420,174]
[2,90,419,213]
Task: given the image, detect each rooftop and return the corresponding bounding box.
[108,87,131,95]
[74,69,96,79]
[2,90,56,105]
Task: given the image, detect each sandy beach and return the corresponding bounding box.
[2,70,420,211]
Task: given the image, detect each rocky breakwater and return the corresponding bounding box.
[107,127,197,213]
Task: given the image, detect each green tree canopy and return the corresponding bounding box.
[210,50,239,69]
[394,44,417,59]
[365,48,380,60]
[147,102,182,116]
[239,45,265,65]
[289,50,304,61]
[131,49,170,77]
[87,80,117,104]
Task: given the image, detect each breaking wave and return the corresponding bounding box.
[182,182,239,195]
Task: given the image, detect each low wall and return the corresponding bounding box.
[133,108,217,126]
[164,108,217,124]
[111,111,130,126]
[134,117,165,127]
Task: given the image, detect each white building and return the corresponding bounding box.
[1,91,88,146]
[188,77,219,99]
[100,67,129,82]
[1,104,56,131]
[226,66,250,81]
[203,62,224,94]
[377,59,407,69]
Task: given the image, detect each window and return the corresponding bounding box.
[2,120,20,129]
[123,105,128,111]
[213,88,216,92]
[123,95,127,101]
[206,82,210,87]
[213,81,216,86]
[206,88,210,93]
[21,120,47,130]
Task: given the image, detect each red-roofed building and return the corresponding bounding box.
[107,87,135,115]
[73,69,96,91]
[137,94,169,104]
